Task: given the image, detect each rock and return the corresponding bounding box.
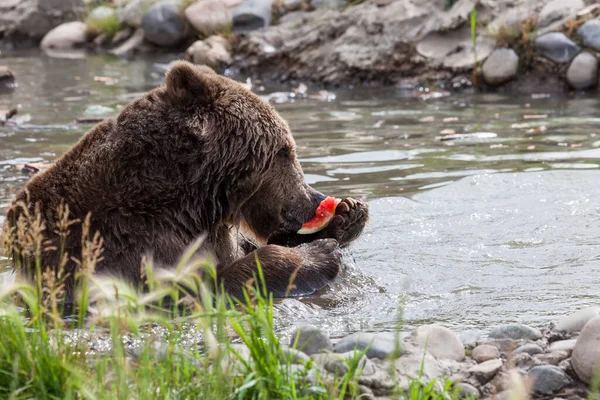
[86,6,119,36]
[534,351,569,366]
[458,382,480,398]
[555,307,600,333]
[488,324,542,341]
[220,343,251,373]
[280,346,310,364]
[472,345,500,364]
[395,354,448,383]
[334,332,403,360]
[232,0,273,33]
[478,339,519,353]
[487,6,530,37]
[538,0,585,29]
[40,21,88,50]
[312,351,376,376]
[142,1,189,46]
[482,48,518,86]
[548,339,577,354]
[528,365,572,395]
[572,315,600,384]
[566,52,598,90]
[510,353,543,370]
[0,0,85,44]
[410,325,465,361]
[184,0,242,36]
[111,27,134,46]
[110,28,145,56]
[118,0,156,28]
[291,324,332,355]
[512,343,543,356]
[468,359,503,385]
[459,330,481,350]
[185,36,232,71]
[311,0,343,9]
[535,32,580,64]
[578,20,600,51]
[282,0,302,11]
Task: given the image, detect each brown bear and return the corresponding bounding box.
[2,61,368,300]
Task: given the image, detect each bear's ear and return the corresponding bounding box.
[165,61,218,104]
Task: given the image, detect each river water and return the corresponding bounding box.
[1,53,600,336]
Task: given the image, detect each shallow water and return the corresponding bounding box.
[2,53,600,336]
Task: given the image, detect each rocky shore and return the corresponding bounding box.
[2,0,600,92]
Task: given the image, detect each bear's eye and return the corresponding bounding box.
[278,146,292,158]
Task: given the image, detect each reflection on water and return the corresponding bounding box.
[2,52,600,336]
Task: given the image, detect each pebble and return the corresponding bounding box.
[334,332,403,360]
[472,345,500,363]
[468,359,503,384]
[535,32,580,64]
[488,324,542,341]
[537,0,585,29]
[548,339,577,354]
[554,307,600,332]
[534,350,569,366]
[312,351,376,376]
[410,324,465,361]
[510,353,543,370]
[578,20,600,51]
[478,339,519,353]
[567,52,598,90]
[572,315,600,384]
[528,365,572,395]
[232,0,273,33]
[280,346,310,364]
[291,324,332,355]
[459,330,481,349]
[458,382,480,398]
[141,1,189,47]
[512,343,543,356]
[482,48,519,86]
[40,22,88,50]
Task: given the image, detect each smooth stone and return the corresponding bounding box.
[184,0,241,36]
[554,307,600,332]
[141,1,189,47]
[232,0,273,33]
[482,48,519,86]
[86,6,118,35]
[458,382,480,399]
[118,0,156,28]
[511,353,543,370]
[468,358,503,384]
[410,324,465,361]
[534,351,569,366]
[471,345,500,364]
[280,346,310,364]
[512,343,543,356]
[312,351,376,376]
[548,339,577,354]
[535,32,580,64]
[185,36,232,71]
[395,354,447,383]
[334,332,403,360]
[572,315,600,384]
[40,21,88,50]
[219,343,251,373]
[291,324,332,355]
[578,20,600,51]
[567,52,598,90]
[488,324,542,341]
[459,330,481,349]
[478,338,519,353]
[528,365,572,395]
[538,0,585,28]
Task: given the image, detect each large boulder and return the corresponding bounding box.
[141,1,190,47]
[0,0,85,47]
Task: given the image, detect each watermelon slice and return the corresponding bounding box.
[297,196,341,235]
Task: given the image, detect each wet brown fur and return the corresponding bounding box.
[3,61,368,299]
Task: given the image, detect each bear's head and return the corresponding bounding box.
[164,61,326,243]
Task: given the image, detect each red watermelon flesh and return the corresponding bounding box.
[297,197,341,234]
